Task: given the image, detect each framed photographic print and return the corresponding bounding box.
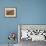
[18,24,46,42]
[5,8,16,17]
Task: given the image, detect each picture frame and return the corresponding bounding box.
[18,24,46,42]
[5,8,16,17]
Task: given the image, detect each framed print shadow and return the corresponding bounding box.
[5,8,16,17]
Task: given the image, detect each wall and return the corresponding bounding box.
[0,0,46,44]
[20,0,46,24]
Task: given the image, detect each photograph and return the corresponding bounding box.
[18,24,46,46]
[5,8,16,17]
